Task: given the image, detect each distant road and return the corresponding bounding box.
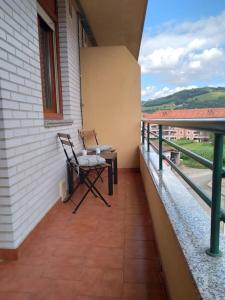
[173,166,225,221]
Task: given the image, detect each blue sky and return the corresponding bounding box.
[140,0,225,100]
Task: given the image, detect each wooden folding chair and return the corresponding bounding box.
[58,133,111,213]
[78,129,113,152]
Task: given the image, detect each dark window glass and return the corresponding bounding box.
[38,14,60,117]
[39,17,53,110]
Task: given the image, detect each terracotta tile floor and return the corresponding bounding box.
[0,172,168,300]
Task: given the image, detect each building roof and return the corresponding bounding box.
[143,107,225,120]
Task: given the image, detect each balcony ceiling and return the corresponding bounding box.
[79,0,147,59]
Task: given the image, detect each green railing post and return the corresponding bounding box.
[147,123,150,152]
[206,134,224,257]
[141,121,145,145]
[159,125,163,170]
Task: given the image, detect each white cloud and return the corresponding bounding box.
[142,85,198,100]
[191,48,224,62]
[188,38,206,50]
[139,11,225,85]
[189,60,201,69]
[141,47,185,73]
[141,85,156,97]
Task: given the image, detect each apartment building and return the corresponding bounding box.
[144,107,225,141]
[175,128,209,141]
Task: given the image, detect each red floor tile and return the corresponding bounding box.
[125,240,158,259]
[125,225,155,241]
[43,263,84,281]
[74,297,122,300]
[30,279,78,300]
[75,267,124,298]
[94,231,124,248]
[124,258,162,284]
[125,213,152,226]
[96,220,125,234]
[123,283,167,300]
[86,255,123,269]
[0,292,31,300]
[0,172,168,300]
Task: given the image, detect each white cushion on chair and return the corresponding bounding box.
[87,144,112,152]
[77,155,106,167]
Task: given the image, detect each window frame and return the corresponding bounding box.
[37,2,63,120]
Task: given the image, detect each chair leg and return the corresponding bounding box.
[95,168,103,182]
[80,170,98,198]
[85,169,111,207]
[91,183,111,207]
[72,190,89,213]
[84,168,111,207]
[83,178,98,198]
[73,180,82,193]
[69,170,98,210]
[72,167,110,213]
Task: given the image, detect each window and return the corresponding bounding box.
[37,2,62,119]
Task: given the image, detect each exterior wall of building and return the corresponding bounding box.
[149,125,209,141]
[0,0,82,250]
[175,129,209,141]
[150,125,176,141]
[80,46,141,169]
[175,128,186,140]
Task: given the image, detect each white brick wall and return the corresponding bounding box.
[0,0,82,249]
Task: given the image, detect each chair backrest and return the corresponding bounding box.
[78,129,99,149]
[58,133,79,165]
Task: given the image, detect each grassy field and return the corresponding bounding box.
[174,139,225,168]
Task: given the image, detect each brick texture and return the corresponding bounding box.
[0,0,82,249]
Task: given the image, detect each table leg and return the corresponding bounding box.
[67,162,73,196]
[114,157,118,184]
[107,159,113,195]
[79,172,85,184]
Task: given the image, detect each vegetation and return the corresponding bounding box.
[142,87,225,113]
[174,139,225,168]
[142,86,225,168]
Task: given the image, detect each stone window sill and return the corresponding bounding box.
[44,119,73,128]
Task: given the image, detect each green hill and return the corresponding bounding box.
[142,87,225,113]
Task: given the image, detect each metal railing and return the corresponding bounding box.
[141,118,225,257]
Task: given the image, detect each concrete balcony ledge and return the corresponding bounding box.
[140,145,225,300]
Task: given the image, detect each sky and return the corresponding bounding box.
[139,0,225,100]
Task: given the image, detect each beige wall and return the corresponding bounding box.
[80,46,141,168]
[140,154,200,300]
[80,0,147,58]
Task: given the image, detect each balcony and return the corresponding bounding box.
[141,118,225,299]
[1,1,225,299]
[0,118,224,300]
[0,171,167,299]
